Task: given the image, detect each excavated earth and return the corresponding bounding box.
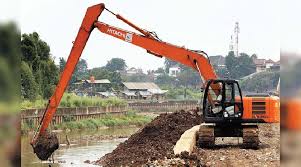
[32,131,59,160]
[95,110,201,167]
[95,109,280,167]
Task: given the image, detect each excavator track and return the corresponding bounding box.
[242,125,260,149]
[197,124,260,149]
[198,125,215,148]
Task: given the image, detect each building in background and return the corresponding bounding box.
[124,67,144,76]
[253,58,280,72]
[120,82,167,101]
[168,66,181,77]
[69,76,114,97]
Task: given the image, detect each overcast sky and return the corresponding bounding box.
[1,0,300,70]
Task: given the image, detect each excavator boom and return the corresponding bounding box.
[31,4,105,144]
[94,21,217,80]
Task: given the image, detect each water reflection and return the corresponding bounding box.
[21,127,139,167]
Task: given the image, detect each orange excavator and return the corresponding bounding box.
[31,3,279,159]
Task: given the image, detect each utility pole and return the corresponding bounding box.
[234,22,240,57]
[229,35,234,52]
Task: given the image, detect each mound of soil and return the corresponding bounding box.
[95,110,202,167]
[32,131,59,160]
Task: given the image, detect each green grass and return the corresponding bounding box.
[159,85,203,100]
[21,111,152,133]
[21,93,127,109]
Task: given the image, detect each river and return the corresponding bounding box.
[21,127,139,167]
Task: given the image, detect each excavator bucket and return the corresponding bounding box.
[31,131,59,160]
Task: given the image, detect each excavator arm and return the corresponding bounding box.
[94,21,217,81]
[31,3,219,145]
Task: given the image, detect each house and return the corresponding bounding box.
[125,67,144,76]
[169,66,181,77]
[147,70,164,80]
[95,91,116,98]
[253,58,267,72]
[121,82,167,101]
[253,58,280,72]
[70,76,114,97]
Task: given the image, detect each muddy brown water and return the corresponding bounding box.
[21,127,139,167]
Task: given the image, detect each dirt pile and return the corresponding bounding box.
[95,110,202,167]
[32,131,59,160]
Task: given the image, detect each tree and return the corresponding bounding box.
[21,61,38,100]
[58,58,89,84]
[237,53,256,77]
[225,51,238,78]
[155,67,165,73]
[59,57,66,72]
[251,54,257,60]
[177,67,201,88]
[72,59,89,83]
[155,74,176,86]
[89,67,123,90]
[21,32,59,99]
[225,51,255,79]
[240,71,279,93]
[164,58,180,73]
[105,58,127,72]
[124,73,151,82]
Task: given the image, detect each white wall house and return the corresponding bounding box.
[168,66,181,77]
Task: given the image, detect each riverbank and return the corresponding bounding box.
[21,112,153,134]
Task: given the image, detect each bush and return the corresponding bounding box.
[240,71,280,93]
[21,93,127,109]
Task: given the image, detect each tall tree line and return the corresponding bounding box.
[21,32,59,100]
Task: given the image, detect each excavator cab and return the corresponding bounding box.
[199,79,259,149]
[203,79,243,123]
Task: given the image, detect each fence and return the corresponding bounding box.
[21,106,127,127]
[21,100,199,126]
[128,100,199,112]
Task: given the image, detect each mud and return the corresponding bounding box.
[32,131,59,160]
[95,110,201,167]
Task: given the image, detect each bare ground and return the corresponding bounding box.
[150,123,280,167]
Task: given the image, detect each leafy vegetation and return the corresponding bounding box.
[240,71,279,93]
[225,51,256,79]
[21,32,59,100]
[89,67,123,90]
[21,93,127,109]
[21,111,152,133]
[105,58,127,72]
[59,57,89,84]
[160,85,202,99]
